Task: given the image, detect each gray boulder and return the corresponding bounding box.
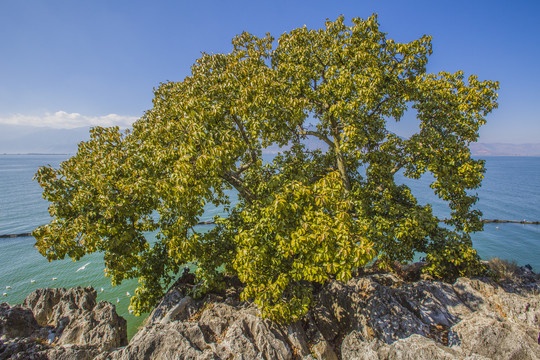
[0,303,40,339]
[22,286,127,350]
[0,287,127,359]
[450,312,540,360]
[110,301,293,360]
[5,268,536,359]
[115,271,539,360]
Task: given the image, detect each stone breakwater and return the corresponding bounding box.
[1,267,539,359]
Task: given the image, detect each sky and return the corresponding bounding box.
[0,0,539,143]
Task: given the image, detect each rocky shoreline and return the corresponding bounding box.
[0,287,127,359]
[1,263,539,359]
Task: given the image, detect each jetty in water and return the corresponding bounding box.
[1,219,539,239]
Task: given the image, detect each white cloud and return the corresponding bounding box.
[0,111,139,129]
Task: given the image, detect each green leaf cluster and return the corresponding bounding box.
[33,15,498,322]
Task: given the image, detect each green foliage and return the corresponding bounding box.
[235,170,374,322]
[33,15,498,322]
[423,231,487,280]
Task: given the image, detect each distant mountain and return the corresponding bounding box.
[1,123,537,157]
[0,124,91,154]
[268,138,540,157]
[470,143,540,156]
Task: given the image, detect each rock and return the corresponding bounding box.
[215,310,292,360]
[147,286,187,324]
[0,287,127,359]
[116,270,538,359]
[22,287,65,326]
[111,301,293,360]
[3,266,538,359]
[108,322,214,360]
[341,331,381,360]
[453,277,540,328]
[312,274,448,344]
[311,338,338,360]
[379,334,461,360]
[0,336,50,359]
[55,299,128,350]
[334,274,540,359]
[159,296,193,325]
[451,313,540,359]
[0,303,40,339]
[44,344,102,360]
[22,287,127,351]
[286,321,311,357]
[341,332,464,360]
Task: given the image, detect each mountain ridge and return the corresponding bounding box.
[1,124,538,156]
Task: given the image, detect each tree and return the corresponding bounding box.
[34,15,499,322]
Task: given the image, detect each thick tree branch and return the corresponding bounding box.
[327,116,352,193]
[231,115,258,163]
[236,162,253,175]
[313,54,328,83]
[368,96,391,119]
[332,139,352,193]
[296,125,334,148]
[220,170,256,204]
[228,114,259,176]
[390,162,405,176]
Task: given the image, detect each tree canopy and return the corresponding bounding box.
[34,15,499,322]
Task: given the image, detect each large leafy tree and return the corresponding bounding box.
[34,15,498,322]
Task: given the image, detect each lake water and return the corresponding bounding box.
[1,154,539,338]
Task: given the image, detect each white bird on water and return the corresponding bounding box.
[116,297,120,303]
[52,277,58,281]
[76,262,91,272]
[100,288,104,292]
[30,280,36,283]
[5,286,11,289]
[2,293,7,297]
[126,292,131,297]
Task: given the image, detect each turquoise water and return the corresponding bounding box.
[397,157,540,269]
[1,154,539,337]
[467,157,540,269]
[0,155,145,338]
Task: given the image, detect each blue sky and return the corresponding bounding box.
[0,0,538,143]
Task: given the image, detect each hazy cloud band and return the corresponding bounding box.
[0,111,139,129]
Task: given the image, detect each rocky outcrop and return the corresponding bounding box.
[0,287,127,359]
[0,304,39,340]
[2,267,538,359]
[108,268,539,360]
[326,275,540,359]
[108,276,294,360]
